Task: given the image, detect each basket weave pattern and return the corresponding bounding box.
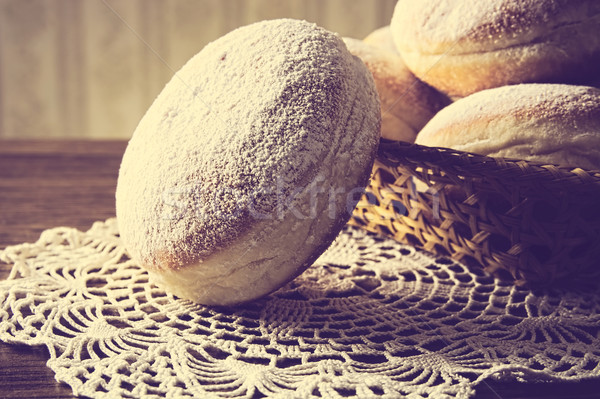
[350,141,600,285]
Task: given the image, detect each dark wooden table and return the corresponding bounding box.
[1,140,599,398]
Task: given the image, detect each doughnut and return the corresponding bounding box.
[363,25,399,54]
[391,0,600,98]
[415,84,600,170]
[343,37,449,142]
[115,19,381,306]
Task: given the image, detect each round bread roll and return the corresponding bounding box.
[363,25,399,54]
[116,19,380,306]
[415,84,600,170]
[391,0,600,98]
[343,37,449,142]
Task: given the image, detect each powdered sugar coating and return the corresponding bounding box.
[391,0,600,97]
[116,19,380,281]
[393,0,600,54]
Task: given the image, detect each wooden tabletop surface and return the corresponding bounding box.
[0,139,599,399]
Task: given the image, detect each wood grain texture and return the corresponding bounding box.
[0,140,124,262]
[0,140,599,398]
[0,140,125,398]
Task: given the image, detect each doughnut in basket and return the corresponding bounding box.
[342,37,449,143]
[390,0,600,98]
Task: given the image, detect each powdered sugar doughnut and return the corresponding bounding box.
[116,19,380,305]
[415,84,600,170]
[391,0,600,98]
[343,37,448,142]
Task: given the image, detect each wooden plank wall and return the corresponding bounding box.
[0,0,397,139]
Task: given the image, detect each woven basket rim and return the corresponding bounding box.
[378,140,600,191]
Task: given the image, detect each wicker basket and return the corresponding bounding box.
[349,140,600,286]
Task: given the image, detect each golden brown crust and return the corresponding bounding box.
[343,37,449,142]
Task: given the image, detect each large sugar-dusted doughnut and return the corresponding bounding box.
[116,19,380,305]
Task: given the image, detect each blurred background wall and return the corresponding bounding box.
[0,0,397,139]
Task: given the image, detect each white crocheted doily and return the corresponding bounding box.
[1,219,600,398]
